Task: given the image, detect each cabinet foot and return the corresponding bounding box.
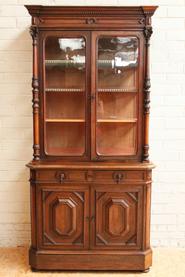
[31,267,39,272]
[143,268,150,273]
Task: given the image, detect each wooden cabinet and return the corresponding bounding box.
[26,5,157,271]
[91,184,143,249]
[37,185,89,249]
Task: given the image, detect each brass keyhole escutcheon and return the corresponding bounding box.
[113,172,124,184]
[86,18,96,24]
[55,171,66,184]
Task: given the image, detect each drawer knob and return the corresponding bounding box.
[113,172,124,184]
[60,172,66,183]
[55,171,66,183]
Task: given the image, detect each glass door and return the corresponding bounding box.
[43,32,89,157]
[92,32,140,158]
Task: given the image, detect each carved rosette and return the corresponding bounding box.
[143,23,153,162]
[30,25,40,161]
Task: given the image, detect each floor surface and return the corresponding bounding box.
[0,247,185,277]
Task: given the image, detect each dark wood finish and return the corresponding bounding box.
[29,248,152,271]
[25,5,157,271]
[30,26,40,160]
[90,184,143,249]
[37,184,89,249]
[34,169,145,184]
[143,12,153,162]
[27,161,155,170]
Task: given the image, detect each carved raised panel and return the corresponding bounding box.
[52,198,76,236]
[41,188,88,249]
[106,199,128,236]
[95,191,139,247]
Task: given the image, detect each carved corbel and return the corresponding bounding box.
[29,25,39,43]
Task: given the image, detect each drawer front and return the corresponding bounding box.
[36,170,85,183]
[95,170,144,184]
[36,170,145,184]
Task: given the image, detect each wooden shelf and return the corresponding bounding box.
[45,59,137,68]
[98,88,137,93]
[45,88,84,92]
[45,60,113,64]
[45,59,85,64]
[97,119,137,123]
[45,119,85,123]
[46,88,136,93]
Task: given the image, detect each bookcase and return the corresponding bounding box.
[26,5,157,271]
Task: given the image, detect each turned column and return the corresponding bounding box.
[143,14,153,162]
[30,26,40,160]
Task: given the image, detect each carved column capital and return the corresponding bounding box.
[29,25,39,41]
[143,26,153,42]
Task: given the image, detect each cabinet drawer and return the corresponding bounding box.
[95,170,144,183]
[36,169,144,184]
[36,170,85,183]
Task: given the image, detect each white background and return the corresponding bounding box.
[0,0,185,247]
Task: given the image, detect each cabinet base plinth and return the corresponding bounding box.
[29,248,152,271]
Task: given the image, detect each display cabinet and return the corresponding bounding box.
[26,5,157,271]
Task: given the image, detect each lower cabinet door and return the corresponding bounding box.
[90,184,143,249]
[37,184,89,249]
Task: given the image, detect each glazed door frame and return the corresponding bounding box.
[39,30,91,160]
[90,31,144,161]
[36,183,89,250]
[38,30,144,161]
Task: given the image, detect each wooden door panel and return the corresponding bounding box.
[91,184,143,249]
[37,185,89,249]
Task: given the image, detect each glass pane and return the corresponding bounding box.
[98,37,138,91]
[46,92,85,120]
[45,122,85,156]
[44,36,86,156]
[97,93,136,120]
[45,37,85,90]
[96,36,138,156]
[97,123,136,156]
